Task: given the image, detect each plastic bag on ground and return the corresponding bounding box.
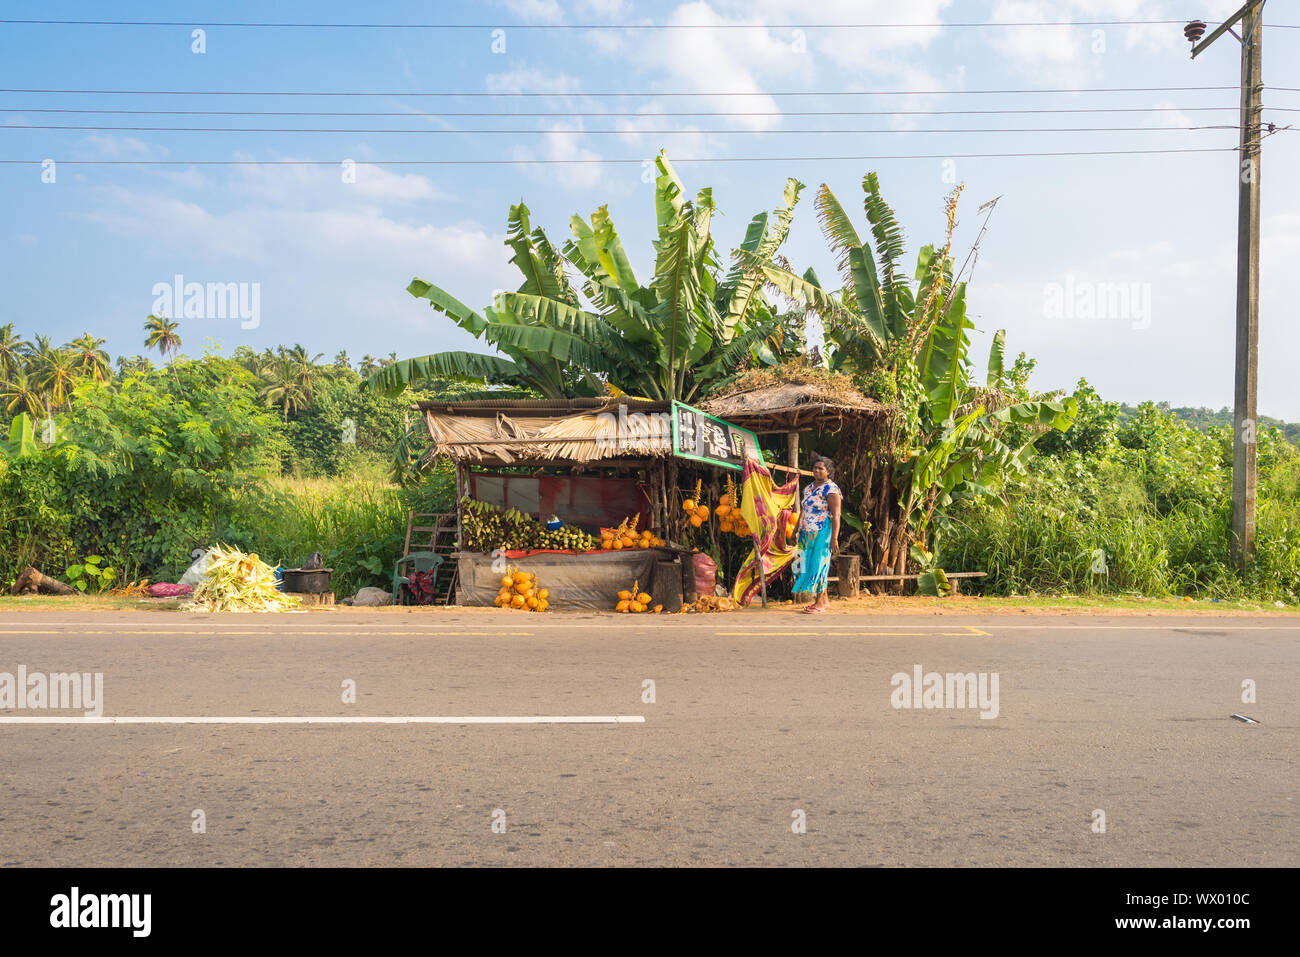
[693,553,717,597]
[179,548,214,588]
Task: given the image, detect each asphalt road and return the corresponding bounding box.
[1,609,1296,867]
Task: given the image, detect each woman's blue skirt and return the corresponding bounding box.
[791,521,832,594]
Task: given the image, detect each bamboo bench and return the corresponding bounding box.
[824,555,987,597]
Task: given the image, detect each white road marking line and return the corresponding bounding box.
[965,624,1300,631]
[0,715,645,725]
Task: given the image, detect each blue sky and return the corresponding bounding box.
[3,0,1298,416]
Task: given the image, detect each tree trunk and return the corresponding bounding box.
[10,566,78,596]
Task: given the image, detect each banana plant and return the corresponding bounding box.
[752,172,1077,573]
[366,152,807,402]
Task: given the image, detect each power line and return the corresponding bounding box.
[0,106,1257,118]
[0,123,1240,134]
[0,148,1237,166]
[5,18,1299,29]
[0,86,1249,97]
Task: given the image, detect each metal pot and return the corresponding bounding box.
[282,568,333,594]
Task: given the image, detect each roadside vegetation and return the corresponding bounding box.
[2,153,1297,603]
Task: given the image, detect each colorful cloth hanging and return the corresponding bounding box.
[732,456,801,606]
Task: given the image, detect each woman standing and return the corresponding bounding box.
[790,457,841,613]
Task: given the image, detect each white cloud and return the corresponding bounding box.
[69,176,517,356]
[970,213,1300,418]
[77,134,168,159]
[575,0,627,15]
[507,120,609,192]
[500,0,564,23]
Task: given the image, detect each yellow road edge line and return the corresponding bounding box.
[0,630,536,636]
[713,631,992,637]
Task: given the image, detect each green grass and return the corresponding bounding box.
[219,472,454,598]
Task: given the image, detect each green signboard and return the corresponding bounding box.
[670,400,763,471]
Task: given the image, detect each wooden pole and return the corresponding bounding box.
[786,431,799,471]
[454,462,466,550]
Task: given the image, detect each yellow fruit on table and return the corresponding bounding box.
[510,594,526,609]
[682,499,697,512]
[653,604,663,614]
[526,596,540,609]
[537,599,549,612]
[501,575,514,589]
[616,600,631,612]
[613,540,624,550]
[514,571,533,583]
[494,595,507,607]
[636,592,652,605]
[538,588,549,599]
[515,581,531,594]
[629,601,644,613]
[617,589,632,600]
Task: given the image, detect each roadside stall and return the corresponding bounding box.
[416,380,892,612]
[418,397,684,610]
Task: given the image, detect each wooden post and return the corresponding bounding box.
[708,469,720,558]
[454,462,466,550]
[835,554,860,599]
[787,431,812,603]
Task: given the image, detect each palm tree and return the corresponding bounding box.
[0,370,46,417]
[143,315,182,363]
[0,323,28,381]
[115,354,154,376]
[258,355,309,419]
[23,334,56,371]
[35,349,79,410]
[65,333,112,382]
[294,351,324,403]
[231,345,262,375]
[334,350,351,369]
[359,354,379,376]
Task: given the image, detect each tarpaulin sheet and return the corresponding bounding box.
[456,549,672,609]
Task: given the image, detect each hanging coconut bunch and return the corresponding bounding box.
[715,475,754,538]
[681,478,710,527]
[460,496,599,552]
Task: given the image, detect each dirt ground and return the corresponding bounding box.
[1,593,1295,617]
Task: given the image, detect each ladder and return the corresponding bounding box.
[401,510,458,604]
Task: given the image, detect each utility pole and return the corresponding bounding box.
[1186,1,1264,568]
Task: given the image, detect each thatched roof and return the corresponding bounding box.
[418,397,672,466]
[701,381,890,434]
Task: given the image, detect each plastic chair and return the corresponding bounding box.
[393,552,444,605]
